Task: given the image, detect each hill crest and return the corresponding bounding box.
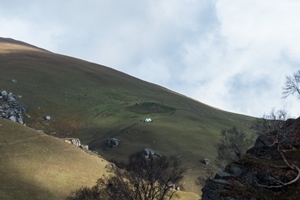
[0,37,49,53]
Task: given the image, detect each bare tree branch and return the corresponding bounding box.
[255,166,300,188]
[252,109,300,189]
[283,71,300,99]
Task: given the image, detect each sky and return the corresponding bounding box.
[1,0,300,118]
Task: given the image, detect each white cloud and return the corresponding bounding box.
[179,0,300,117]
[1,0,300,117]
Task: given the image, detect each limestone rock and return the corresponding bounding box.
[44,115,51,120]
[0,90,27,125]
[9,116,16,122]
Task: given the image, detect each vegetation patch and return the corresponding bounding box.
[127,102,176,114]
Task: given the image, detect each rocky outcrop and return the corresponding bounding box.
[141,148,161,159]
[64,138,89,150]
[202,118,300,200]
[0,90,27,124]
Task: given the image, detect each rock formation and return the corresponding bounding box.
[141,148,161,159]
[0,90,27,124]
[201,117,300,200]
[64,138,89,150]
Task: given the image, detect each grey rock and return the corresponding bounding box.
[0,91,27,124]
[44,115,51,120]
[11,79,17,83]
[17,116,23,125]
[80,145,89,150]
[1,90,7,97]
[9,116,16,122]
[106,138,120,148]
[141,148,161,159]
[213,179,231,186]
[15,105,27,113]
[215,171,232,179]
[204,158,210,165]
[202,179,224,200]
[71,138,81,147]
[227,163,245,176]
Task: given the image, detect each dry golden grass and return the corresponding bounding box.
[173,191,201,200]
[0,43,46,54]
[0,119,109,200]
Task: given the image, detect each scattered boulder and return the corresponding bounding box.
[80,145,89,150]
[141,118,153,122]
[16,116,24,125]
[203,158,210,165]
[71,138,81,147]
[141,148,161,159]
[44,115,51,120]
[64,138,89,151]
[64,140,72,144]
[1,90,8,98]
[8,116,16,122]
[11,79,17,83]
[106,138,120,148]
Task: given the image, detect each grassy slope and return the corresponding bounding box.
[0,118,109,200]
[0,38,255,197]
[0,119,200,200]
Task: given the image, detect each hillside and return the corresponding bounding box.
[0,118,109,200]
[0,37,255,197]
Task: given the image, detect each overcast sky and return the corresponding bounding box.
[1,0,300,117]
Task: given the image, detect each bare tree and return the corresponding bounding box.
[67,152,186,200]
[252,109,290,147]
[215,127,254,169]
[283,70,300,99]
[252,109,300,188]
